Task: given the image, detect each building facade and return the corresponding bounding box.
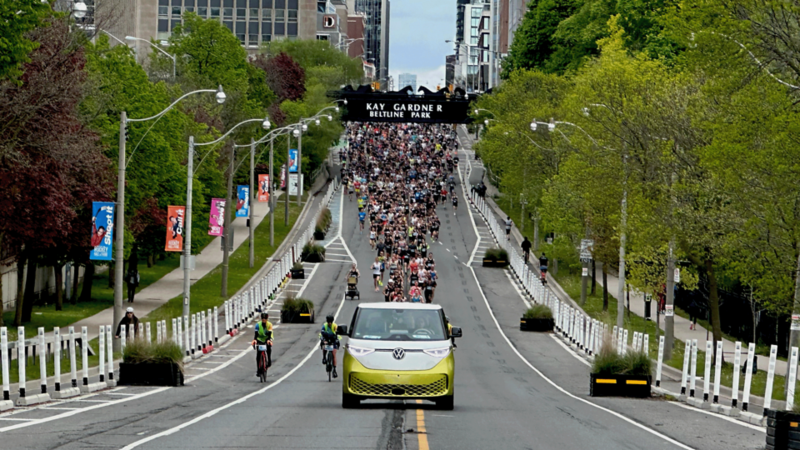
[352,0,390,89]
[398,73,417,93]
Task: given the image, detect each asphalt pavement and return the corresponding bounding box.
[0,152,767,450]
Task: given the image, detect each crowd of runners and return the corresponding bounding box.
[340,122,461,303]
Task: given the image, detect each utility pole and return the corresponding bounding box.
[249,138,255,268]
[113,111,126,352]
[297,123,303,208]
[182,136,195,320]
[285,133,290,226]
[269,138,274,247]
[617,152,628,329]
[665,237,676,360]
[221,144,234,297]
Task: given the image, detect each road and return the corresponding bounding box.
[0,153,766,449]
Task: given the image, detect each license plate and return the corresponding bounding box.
[323,345,335,351]
[257,345,267,351]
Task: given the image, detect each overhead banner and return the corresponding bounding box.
[236,185,249,218]
[165,206,185,252]
[208,198,226,237]
[90,202,115,261]
[340,97,473,124]
[288,149,298,173]
[258,174,270,202]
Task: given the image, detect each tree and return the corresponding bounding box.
[0,0,51,83]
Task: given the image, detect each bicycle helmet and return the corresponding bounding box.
[261,312,269,319]
[326,314,334,323]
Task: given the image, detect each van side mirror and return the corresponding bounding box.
[450,326,462,338]
[337,325,349,336]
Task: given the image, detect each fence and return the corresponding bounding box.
[0,178,340,410]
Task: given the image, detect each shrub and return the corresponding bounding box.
[281,297,314,313]
[315,208,332,234]
[591,338,652,376]
[302,242,326,261]
[123,339,184,369]
[292,261,304,270]
[483,247,508,261]
[523,304,552,319]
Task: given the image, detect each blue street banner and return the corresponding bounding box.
[236,185,250,218]
[289,148,298,173]
[90,202,115,261]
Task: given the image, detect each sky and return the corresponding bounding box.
[388,0,456,90]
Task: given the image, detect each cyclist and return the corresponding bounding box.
[319,315,340,378]
[504,216,513,241]
[250,312,273,375]
[521,237,532,263]
[358,208,366,233]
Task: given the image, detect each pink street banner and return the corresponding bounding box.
[208,198,226,236]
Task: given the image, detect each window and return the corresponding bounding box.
[171,19,181,29]
[288,0,297,8]
[274,22,285,34]
[275,9,284,21]
[158,19,169,31]
[262,0,272,7]
[198,7,207,16]
[236,0,246,6]
[471,7,481,17]
[249,34,258,46]
[262,32,271,42]
[159,6,168,16]
[172,6,180,15]
[287,22,297,36]
[171,0,181,5]
[275,0,285,8]
[224,0,233,5]
[250,0,259,6]
[287,10,297,21]
[223,7,232,17]
[210,7,220,17]
[470,36,478,45]
[262,9,271,19]
[211,0,220,6]
[249,21,258,33]
[197,0,207,5]
[317,1,325,12]
[250,8,259,18]
[237,8,246,18]
[237,34,245,43]
[224,21,233,31]
[317,34,329,40]
[185,6,194,12]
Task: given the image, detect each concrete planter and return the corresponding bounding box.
[482,259,508,268]
[766,409,800,450]
[589,374,651,398]
[118,362,184,387]
[290,268,305,279]
[520,317,554,332]
[280,310,315,324]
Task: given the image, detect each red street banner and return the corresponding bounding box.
[165,206,185,252]
[258,174,270,202]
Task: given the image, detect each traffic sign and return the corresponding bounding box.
[580,239,594,261]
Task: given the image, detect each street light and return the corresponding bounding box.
[73,1,87,19]
[112,85,225,351]
[126,35,177,80]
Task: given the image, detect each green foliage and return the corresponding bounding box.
[302,242,326,261]
[523,304,553,319]
[483,248,509,261]
[292,261,304,270]
[281,297,314,313]
[591,343,652,376]
[123,339,184,367]
[315,207,332,234]
[0,0,52,82]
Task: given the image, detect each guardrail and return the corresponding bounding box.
[0,178,341,411]
[462,156,796,424]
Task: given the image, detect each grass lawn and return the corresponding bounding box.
[143,197,305,324]
[555,269,799,401]
[2,255,180,342]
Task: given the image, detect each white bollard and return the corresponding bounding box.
[622,329,628,354]
[106,325,115,385]
[156,321,163,344]
[643,334,649,355]
[742,342,755,411]
[689,339,698,398]
[612,326,618,350]
[81,326,89,387]
[146,322,152,343]
[213,306,219,344]
[588,320,595,355]
[120,325,127,351]
[207,309,213,347]
[99,326,105,383]
[138,322,144,340]
[702,340,712,404]
[763,344,778,414]
[656,336,665,387]
[732,342,742,408]
[632,332,639,352]
[172,318,178,345]
[53,328,61,393]
[191,314,196,356]
[17,327,25,398]
[224,301,230,334]
[713,341,723,404]
[128,323,135,345]
[787,347,799,411]
[38,327,47,394]
[183,316,190,356]
[0,328,10,409]
[200,311,207,351]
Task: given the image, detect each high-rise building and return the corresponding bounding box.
[316,0,349,47]
[445,54,456,89]
[352,0,390,88]
[398,73,417,93]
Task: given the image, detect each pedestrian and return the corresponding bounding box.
[521,237,532,263]
[126,268,140,303]
[115,307,139,339]
[688,299,699,330]
[504,216,513,241]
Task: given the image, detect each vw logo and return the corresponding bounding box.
[392,348,405,360]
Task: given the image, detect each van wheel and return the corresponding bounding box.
[343,393,360,409]
[436,395,454,410]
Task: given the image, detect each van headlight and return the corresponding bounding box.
[423,347,451,358]
[347,344,375,357]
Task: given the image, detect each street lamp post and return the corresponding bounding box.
[125,36,176,80]
[114,86,225,351]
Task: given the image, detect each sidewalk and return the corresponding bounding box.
[457,125,783,376]
[64,192,282,342]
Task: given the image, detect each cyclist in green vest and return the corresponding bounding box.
[319,315,340,378]
[251,312,273,370]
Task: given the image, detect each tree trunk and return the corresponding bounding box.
[22,257,37,323]
[71,262,80,305]
[54,263,64,311]
[602,264,609,312]
[147,254,154,268]
[80,261,95,302]
[107,262,114,288]
[591,259,596,295]
[705,257,723,346]
[14,253,25,327]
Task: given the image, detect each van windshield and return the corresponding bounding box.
[351,309,447,341]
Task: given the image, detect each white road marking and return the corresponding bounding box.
[666,401,765,432]
[121,295,349,450]
[0,418,33,421]
[42,407,82,410]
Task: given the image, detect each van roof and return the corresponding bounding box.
[356,303,442,311]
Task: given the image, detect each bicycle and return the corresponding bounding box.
[322,341,336,382]
[254,343,271,382]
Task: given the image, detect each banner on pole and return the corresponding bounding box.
[208,198,226,236]
[165,206,185,252]
[258,174,270,202]
[281,165,286,188]
[236,185,249,218]
[288,174,303,196]
[289,149,298,173]
[90,202,115,261]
